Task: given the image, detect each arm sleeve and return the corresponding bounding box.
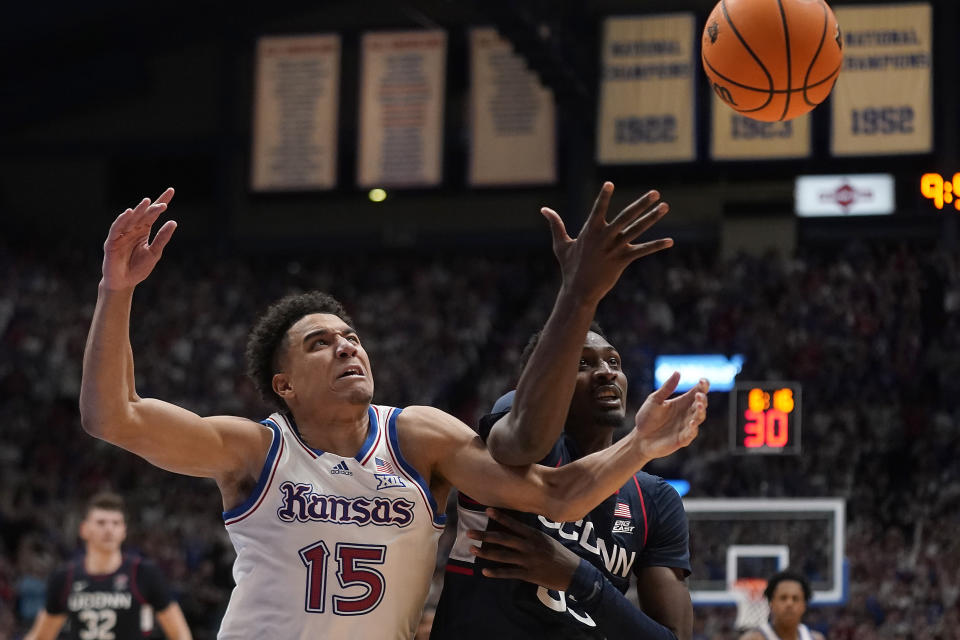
[567,559,678,640]
[44,568,69,614]
[136,560,174,610]
[637,479,691,575]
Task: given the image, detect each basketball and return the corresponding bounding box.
[701,0,844,122]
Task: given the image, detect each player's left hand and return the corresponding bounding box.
[632,373,708,460]
[466,508,581,591]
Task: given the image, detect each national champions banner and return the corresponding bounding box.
[251,35,341,191]
[831,3,932,156]
[358,30,447,187]
[469,28,556,186]
[596,14,696,164]
[711,102,810,160]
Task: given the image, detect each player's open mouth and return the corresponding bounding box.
[593,386,621,406]
[338,366,364,378]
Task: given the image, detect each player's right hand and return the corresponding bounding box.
[541,181,673,305]
[632,372,708,460]
[101,188,177,291]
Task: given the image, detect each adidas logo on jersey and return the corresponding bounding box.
[330,461,352,476]
[612,520,635,534]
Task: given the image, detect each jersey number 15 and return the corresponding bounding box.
[299,540,387,615]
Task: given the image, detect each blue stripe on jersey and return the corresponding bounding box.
[353,406,380,462]
[387,409,447,526]
[222,420,282,521]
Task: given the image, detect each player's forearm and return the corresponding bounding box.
[487,289,597,465]
[80,284,140,437]
[536,431,651,522]
[157,603,193,640]
[568,560,681,640]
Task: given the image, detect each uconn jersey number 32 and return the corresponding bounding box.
[218,405,444,639]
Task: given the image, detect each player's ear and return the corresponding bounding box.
[273,372,293,399]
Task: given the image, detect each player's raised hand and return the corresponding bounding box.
[541,181,673,305]
[632,373,708,460]
[101,188,177,291]
[466,508,581,591]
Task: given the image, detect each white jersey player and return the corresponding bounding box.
[80,186,706,638]
[220,406,443,638]
[739,571,825,640]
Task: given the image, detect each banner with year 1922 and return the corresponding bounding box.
[358,30,447,187]
[596,14,696,164]
[830,3,932,156]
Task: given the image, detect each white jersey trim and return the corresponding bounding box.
[223,420,284,524]
[384,407,447,529]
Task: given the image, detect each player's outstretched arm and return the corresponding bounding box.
[487,182,673,465]
[402,380,704,523]
[23,611,67,640]
[80,190,270,483]
[156,602,193,640]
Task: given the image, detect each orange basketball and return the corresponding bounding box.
[701,0,844,122]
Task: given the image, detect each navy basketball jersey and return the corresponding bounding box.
[45,555,172,640]
[431,410,691,639]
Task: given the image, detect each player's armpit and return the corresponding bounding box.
[399,406,651,523]
[23,611,68,640]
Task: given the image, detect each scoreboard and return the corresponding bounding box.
[729,382,802,455]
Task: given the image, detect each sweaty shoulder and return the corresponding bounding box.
[396,406,475,452]
[739,632,765,640]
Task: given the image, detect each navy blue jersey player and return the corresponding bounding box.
[433,183,706,639]
[432,328,704,639]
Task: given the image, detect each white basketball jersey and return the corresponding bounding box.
[218,405,445,640]
[759,621,814,640]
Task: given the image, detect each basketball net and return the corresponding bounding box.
[733,578,770,631]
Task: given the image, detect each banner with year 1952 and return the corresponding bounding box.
[596,14,697,164]
[469,28,556,186]
[830,3,932,156]
[357,30,447,188]
[251,34,341,191]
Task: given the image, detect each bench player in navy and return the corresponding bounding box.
[739,571,825,640]
[432,183,706,639]
[24,492,191,640]
[79,184,705,638]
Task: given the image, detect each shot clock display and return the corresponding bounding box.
[921,173,960,211]
[729,382,801,455]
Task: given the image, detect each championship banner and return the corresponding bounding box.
[251,35,341,191]
[711,102,810,160]
[469,28,556,186]
[358,30,447,188]
[831,3,932,156]
[596,14,696,164]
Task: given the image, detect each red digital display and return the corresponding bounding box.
[730,382,801,454]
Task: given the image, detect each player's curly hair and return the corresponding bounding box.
[245,291,354,410]
[763,570,812,603]
[517,321,607,378]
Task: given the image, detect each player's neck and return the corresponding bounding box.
[566,423,614,456]
[291,403,370,457]
[771,620,800,640]
[84,548,123,576]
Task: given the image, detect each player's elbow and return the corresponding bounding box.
[487,424,554,466]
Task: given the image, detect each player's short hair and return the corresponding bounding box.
[517,321,608,378]
[84,492,125,518]
[764,570,812,602]
[246,291,355,410]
